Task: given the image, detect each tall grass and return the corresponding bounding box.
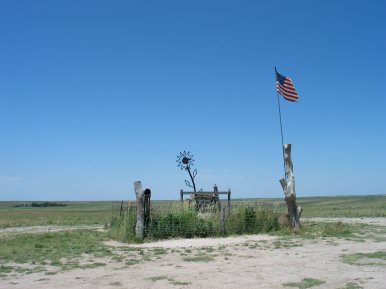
[227,205,280,234]
[109,202,280,243]
[108,208,137,242]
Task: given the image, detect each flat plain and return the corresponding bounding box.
[0,195,385,289]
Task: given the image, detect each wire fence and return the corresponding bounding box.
[109,200,286,242]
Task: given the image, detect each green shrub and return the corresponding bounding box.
[146,208,220,239]
[226,206,279,235]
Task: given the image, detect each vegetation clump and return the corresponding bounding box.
[14,202,67,208]
[342,251,386,266]
[282,278,325,289]
[109,202,280,243]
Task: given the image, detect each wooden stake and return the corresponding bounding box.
[220,205,225,235]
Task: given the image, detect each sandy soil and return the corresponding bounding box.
[304,217,386,227]
[1,218,386,289]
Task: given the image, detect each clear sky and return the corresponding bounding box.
[1,0,385,200]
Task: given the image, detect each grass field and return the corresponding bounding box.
[230,195,386,218]
[0,201,121,228]
[0,195,385,288]
[0,195,385,228]
[296,195,386,217]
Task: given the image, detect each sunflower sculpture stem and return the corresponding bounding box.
[186,166,196,192]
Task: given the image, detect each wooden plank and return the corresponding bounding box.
[181,191,230,195]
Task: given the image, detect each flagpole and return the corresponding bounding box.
[276,91,286,178]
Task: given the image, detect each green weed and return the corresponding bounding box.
[125,259,141,266]
[342,251,386,266]
[183,255,214,262]
[282,278,325,288]
[146,275,191,285]
[338,282,363,289]
[147,275,169,282]
[151,248,168,255]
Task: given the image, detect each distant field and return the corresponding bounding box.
[229,195,386,218]
[297,195,386,218]
[0,195,385,228]
[0,201,122,228]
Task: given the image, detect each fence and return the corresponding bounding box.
[180,186,231,215]
[109,200,285,242]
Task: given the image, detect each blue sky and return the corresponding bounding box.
[1,0,385,200]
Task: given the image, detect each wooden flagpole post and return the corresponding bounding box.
[276,91,286,178]
[275,67,302,231]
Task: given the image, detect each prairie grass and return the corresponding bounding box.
[296,195,386,218]
[0,201,120,228]
[274,221,362,240]
[232,195,386,217]
[109,201,280,242]
[0,230,109,270]
[0,195,384,228]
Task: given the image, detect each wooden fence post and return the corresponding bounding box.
[220,205,225,234]
[180,189,183,203]
[119,200,123,216]
[134,181,144,240]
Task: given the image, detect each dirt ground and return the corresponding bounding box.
[1,218,386,289]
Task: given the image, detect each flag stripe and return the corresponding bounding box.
[275,69,299,102]
[277,84,297,95]
[282,95,297,101]
[277,84,298,97]
[277,87,298,102]
[278,92,298,101]
[283,81,296,90]
[279,92,298,101]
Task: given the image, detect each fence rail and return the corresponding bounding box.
[180,187,231,214]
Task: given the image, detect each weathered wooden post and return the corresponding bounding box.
[180,189,184,203]
[214,184,218,196]
[279,144,303,231]
[134,181,145,240]
[220,205,225,234]
[119,200,124,216]
[214,184,220,210]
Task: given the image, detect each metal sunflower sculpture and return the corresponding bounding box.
[176,151,197,192]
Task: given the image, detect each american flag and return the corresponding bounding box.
[275,68,299,102]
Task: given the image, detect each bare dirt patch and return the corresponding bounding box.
[0,225,104,236]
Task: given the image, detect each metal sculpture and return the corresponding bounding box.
[176,151,197,192]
